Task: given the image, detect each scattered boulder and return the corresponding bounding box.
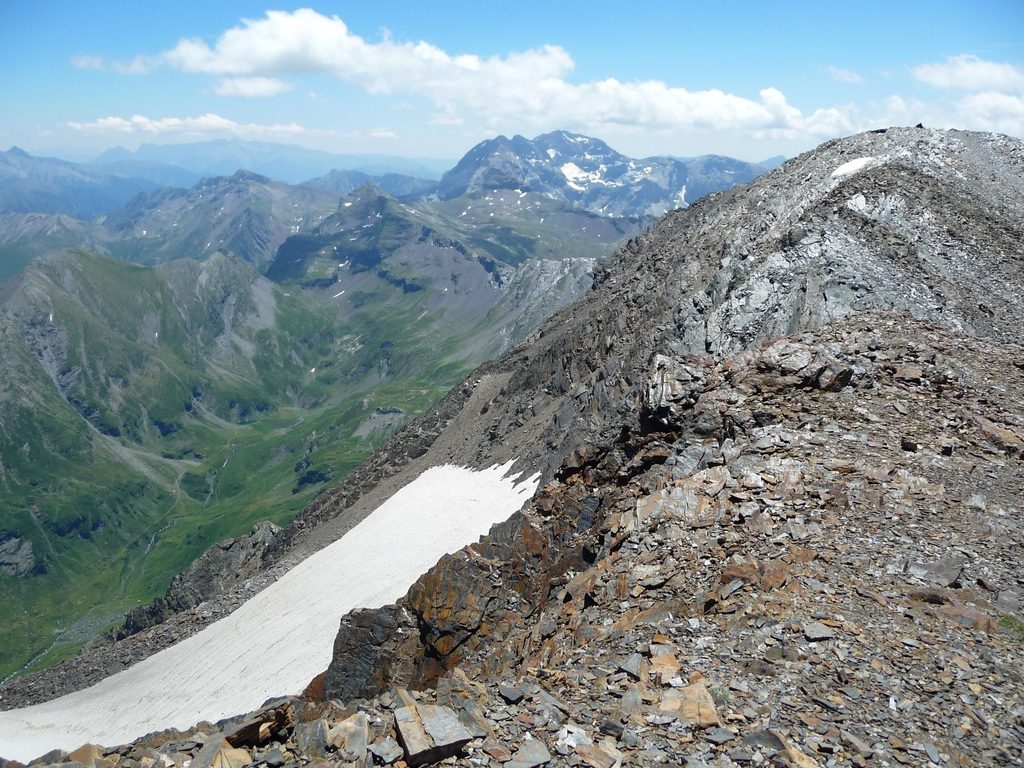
[393,703,474,767]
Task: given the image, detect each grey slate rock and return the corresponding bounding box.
[498,684,525,704]
[394,703,474,767]
[803,622,836,641]
[368,736,403,765]
[705,727,736,745]
[505,737,551,768]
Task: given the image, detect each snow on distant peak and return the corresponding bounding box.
[831,156,878,178]
[560,161,618,192]
[560,161,590,191]
[546,148,557,159]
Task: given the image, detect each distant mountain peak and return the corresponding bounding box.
[438,129,770,218]
[347,180,392,199]
[227,169,273,184]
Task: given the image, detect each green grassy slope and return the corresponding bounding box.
[0,250,463,679]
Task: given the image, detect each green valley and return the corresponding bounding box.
[0,183,638,679]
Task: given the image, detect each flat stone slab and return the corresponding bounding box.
[394,703,474,767]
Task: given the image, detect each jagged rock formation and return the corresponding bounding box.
[0,536,35,578]
[117,522,282,636]
[102,170,338,268]
[3,128,1023,766]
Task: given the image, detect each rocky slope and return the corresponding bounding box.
[0,213,113,285]
[438,130,771,218]
[3,127,1023,765]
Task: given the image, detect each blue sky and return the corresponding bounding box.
[2,1,1022,162]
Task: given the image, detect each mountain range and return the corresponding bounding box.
[0,130,780,698]
[93,140,453,184]
[1,126,1020,766]
[0,148,158,220]
[1,132,775,232]
[0,139,656,681]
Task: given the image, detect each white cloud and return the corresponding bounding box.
[74,53,154,75]
[67,113,309,140]
[828,66,863,84]
[862,90,1024,136]
[143,9,850,140]
[213,77,292,97]
[369,128,399,140]
[95,14,1024,146]
[912,54,1024,93]
[955,91,1024,133]
[70,54,106,71]
[901,54,1024,135]
[110,56,156,76]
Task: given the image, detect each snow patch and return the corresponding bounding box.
[0,463,538,761]
[831,156,877,178]
[559,162,618,192]
[560,162,588,191]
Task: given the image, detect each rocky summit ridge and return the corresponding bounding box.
[2,127,1023,767]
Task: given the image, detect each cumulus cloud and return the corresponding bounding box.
[906,54,1024,135]
[67,113,308,139]
[213,76,292,97]
[94,13,1024,143]
[954,91,1024,133]
[828,66,863,84]
[912,54,1024,93]
[137,8,850,139]
[369,128,399,139]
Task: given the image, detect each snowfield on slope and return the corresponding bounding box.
[0,463,538,761]
[831,156,878,178]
